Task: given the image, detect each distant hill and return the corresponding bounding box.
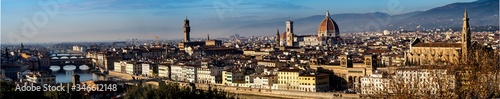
[388,0,499,31]
[225,12,394,35]
[216,0,498,36]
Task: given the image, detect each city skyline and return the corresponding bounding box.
[1,1,499,98]
[1,0,480,44]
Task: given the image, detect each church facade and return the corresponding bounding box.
[406,9,480,66]
[279,10,341,47]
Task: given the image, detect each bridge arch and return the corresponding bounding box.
[60,56,69,59]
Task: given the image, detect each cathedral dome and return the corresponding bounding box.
[317,10,339,37]
[280,32,287,40]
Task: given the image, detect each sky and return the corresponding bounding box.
[1,0,477,44]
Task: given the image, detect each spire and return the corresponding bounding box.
[326,10,330,17]
[276,26,279,33]
[185,16,188,20]
[463,8,468,19]
[461,8,471,61]
[207,34,210,40]
[276,26,281,47]
[462,8,469,30]
[4,48,9,60]
[276,27,280,36]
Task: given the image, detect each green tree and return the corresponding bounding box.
[123,82,236,99]
[0,81,46,99]
[0,81,90,99]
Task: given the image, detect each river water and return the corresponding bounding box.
[49,65,106,83]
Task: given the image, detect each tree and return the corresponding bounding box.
[370,45,500,98]
[454,45,500,98]
[0,81,84,99]
[44,90,88,99]
[123,82,236,99]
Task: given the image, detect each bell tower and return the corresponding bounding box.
[286,19,294,46]
[276,27,280,47]
[184,16,191,42]
[207,34,210,40]
[461,9,471,61]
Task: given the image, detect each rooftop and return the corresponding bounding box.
[413,42,461,47]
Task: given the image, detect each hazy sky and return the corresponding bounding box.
[1,0,476,44]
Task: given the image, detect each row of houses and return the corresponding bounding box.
[113,59,331,92]
[360,67,456,95]
[114,60,153,76]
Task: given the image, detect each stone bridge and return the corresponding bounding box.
[51,53,85,59]
[50,53,93,70]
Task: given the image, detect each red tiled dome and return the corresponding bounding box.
[317,10,339,37]
[280,32,287,40]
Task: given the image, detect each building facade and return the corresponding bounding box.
[25,71,56,84]
[311,55,377,89]
[298,73,330,92]
[141,63,150,76]
[183,65,199,83]
[406,10,473,66]
[277,68,302,91]
[394,68,456,95]
[222,69,245,85]
[197,62,212,84]
[158,63,170,79]
[360,72,390,95]
[170,65,183,81]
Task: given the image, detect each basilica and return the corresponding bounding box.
[406,9,493,65]
[278,10,342,47]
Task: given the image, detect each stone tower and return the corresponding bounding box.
[184,17,191,42]
[276,27,280,47]
[286,20,294,46]
[461,9,471,61]
[207,34,210,40]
